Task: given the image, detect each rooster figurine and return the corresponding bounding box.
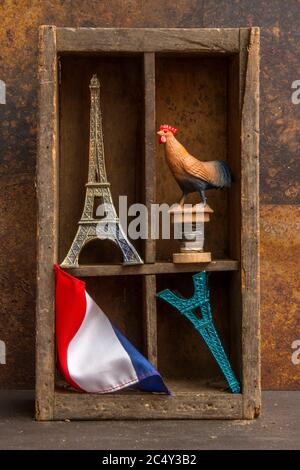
[157,124,232,206]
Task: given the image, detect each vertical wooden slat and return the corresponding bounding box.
[241,27,260,419]
[238,28,251,112]
[227,52,242,382]
[143,275,157,367]
[228,28,253,398]
[144,53,156,263]
[36,25,58,420]
[143,54,157,367]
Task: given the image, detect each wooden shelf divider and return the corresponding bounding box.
[144,52,156,263]
[143,275,158,367]
[63,259,239,277]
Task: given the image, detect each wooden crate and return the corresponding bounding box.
[36,26,260,420]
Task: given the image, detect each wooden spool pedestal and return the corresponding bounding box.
[170,204,214,264]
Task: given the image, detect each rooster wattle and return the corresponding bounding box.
[157,124,232,206]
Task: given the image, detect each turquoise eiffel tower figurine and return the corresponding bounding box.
[156,272,240,393]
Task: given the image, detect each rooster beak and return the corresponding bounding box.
[157,130,163,136]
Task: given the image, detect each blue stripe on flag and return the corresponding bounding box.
[112,324,170,394]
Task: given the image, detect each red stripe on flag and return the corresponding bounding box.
[54,265,86,391]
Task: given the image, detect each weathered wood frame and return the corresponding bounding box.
[36,27,260,420]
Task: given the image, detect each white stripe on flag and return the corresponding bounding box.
[67,291,138,393]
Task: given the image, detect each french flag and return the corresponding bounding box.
[55,265,169,394]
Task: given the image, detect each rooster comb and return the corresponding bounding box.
[160,124,178,135]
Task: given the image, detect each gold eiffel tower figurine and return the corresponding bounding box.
[61,74,143,267]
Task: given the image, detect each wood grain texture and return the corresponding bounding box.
[63,260,239,277]
[143,275,157,366]
[56,28,240,53]
[240,28,261,419]
[226,37,245,387]
[144,53,156,263]
[54,388,243,420]
[173,252,212,263]
[36,25,58,421]
[238,29,250,112]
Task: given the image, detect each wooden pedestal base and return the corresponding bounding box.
[170,204,213,264]
[173,251,212,264]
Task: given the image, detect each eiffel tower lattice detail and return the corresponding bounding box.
[61,74,143,267]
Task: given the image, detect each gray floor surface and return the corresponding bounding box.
[0,391,299,450]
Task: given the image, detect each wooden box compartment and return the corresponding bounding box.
[37,27,260,420]
[59,55,144,264]
[156,56,229,261]
[56,275,144,392]
[83,276,144,349]
[156,272,234,389]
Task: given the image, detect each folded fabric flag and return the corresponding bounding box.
[54,265,169,394]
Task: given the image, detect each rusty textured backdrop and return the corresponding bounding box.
[0,0,299,389]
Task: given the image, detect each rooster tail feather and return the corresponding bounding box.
[214,160,233,187]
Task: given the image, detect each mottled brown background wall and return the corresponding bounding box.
[0,0,299,389]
